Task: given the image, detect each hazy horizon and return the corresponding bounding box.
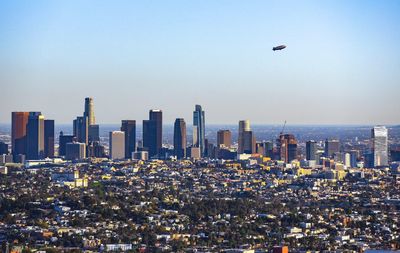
[1,0,400,125]
[0,122,398,127]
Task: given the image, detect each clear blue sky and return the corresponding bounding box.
[1,0,399,125]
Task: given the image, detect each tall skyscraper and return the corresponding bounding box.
[73,116,88,145]
[371,126,388,167]
[306,140,317,161]
[44,120,55,158]
[277,134,298,163]
[84,97,95,125]
[217,130,231,148]
[11,112,29,158]
[174,118,187,159]
[109,131,125,160]
[193,105,205,156]
[242,130,256,154]
[324,139,340,158]
[143,110,162,158]
[121,120,136,159]
[150,110,162,154]
[72,98,99,144]
[26,112,45,160]
[143,120,156,157]
[238,120,250,154]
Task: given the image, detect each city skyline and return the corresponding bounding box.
[2,1,400,251]
[6,97,393,162]
[1,1,400,125]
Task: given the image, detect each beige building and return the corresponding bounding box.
[109,131,125,160]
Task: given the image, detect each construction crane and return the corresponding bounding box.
[280,120,287,136]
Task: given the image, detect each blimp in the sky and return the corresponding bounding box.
[273,45,286,51]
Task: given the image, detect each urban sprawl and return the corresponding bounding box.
[0,98,400,253]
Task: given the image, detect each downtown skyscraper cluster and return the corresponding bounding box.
[67,99,208,161]
[4,97,391,169]
[10,112,54,162]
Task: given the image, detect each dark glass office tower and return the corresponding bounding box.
[121,120,136,159]
[174,118,186,159]
[242,130,256,154]
[26,112,45,160]
[11,112,29,158]
[73,116,88,145]
[324,139,339,158]
[143,120,156,157]
[149,110,162,155]
[306,140,317,160]
[193,105,205,156]
[44,119,55,158]
[143,109,162,158]
[144,110,162,157]
[59,131,76,157]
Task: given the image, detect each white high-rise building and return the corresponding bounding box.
[371,126,388,167]
[109,131,125,160]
